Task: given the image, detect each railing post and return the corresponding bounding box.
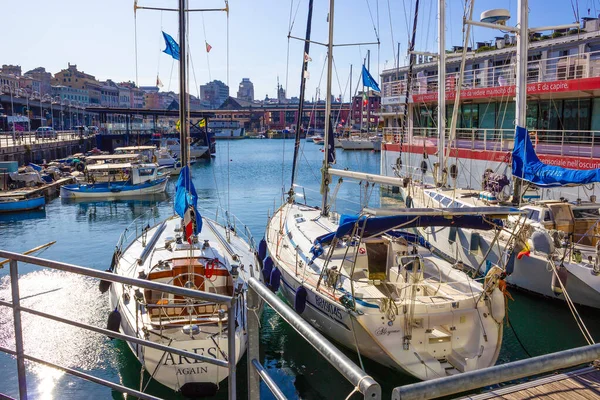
[227,297,237,400]
[247,285,261,400]
[10,259,28,400]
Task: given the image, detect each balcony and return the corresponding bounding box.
[382,127,600,159]
[381,50,600,104]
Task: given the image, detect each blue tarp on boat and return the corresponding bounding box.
[314,212,500,246]
[512,126,600,187]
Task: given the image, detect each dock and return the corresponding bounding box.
[0,177,74,199]
[0,131,96,164]
[463,365,600,399]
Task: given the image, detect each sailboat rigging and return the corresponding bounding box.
[265,0,508,381]
[107,1,261,396]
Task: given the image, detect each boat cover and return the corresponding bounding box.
[314,212,501,246]
[512,126,600,187]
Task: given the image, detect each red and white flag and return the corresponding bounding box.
[304,52,312,62]
[206,42,212,53]
[156,76,163,88]
[183,205,197,243]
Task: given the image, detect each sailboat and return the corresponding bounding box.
[400,1,600,309]
[107,1,260,396]
[264,0,507,380]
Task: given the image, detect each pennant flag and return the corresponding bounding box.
[304,52,312,62]
[205,42,212,53]
[175,166,202,235]
[156,76,163,88]
[162,31,180,61]
[361,65,380,92]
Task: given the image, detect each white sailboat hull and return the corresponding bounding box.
[60,178,168,199]
[266,202,504,380]
[340,139,374,150]
[109,215,261,393]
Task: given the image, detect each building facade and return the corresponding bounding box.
[237,78,254,102]
[200,80,229,109]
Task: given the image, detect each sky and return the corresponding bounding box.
[0,0,594,101]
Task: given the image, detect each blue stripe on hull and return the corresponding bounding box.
[0,197,45,213]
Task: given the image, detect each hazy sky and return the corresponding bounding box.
[0,0,591,101]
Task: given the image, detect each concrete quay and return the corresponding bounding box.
[0,131,97,164]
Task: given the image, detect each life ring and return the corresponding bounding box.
[205,259,218,279]
[75,162,85,172]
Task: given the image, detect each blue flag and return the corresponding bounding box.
[361,65,380,92]
[162,31,180,61]
[175,166,202,234]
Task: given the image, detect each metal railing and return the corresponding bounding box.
[382,127,600,158]
[246,277,381,399]
[0,250,237,400]
[0,131,95,149]
[393,342,600,400]
[382,49,600,100]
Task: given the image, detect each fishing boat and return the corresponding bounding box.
[160,137,208,160]
[264,0,507,380]
[114,145,182,176]
[0,196,45,213]
[107,1,260,396]
[60,163,167,199]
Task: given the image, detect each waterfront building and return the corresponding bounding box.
[51,85,90,104]
[24,67,52,96]
[215,96,350,131]
[1,65,22,77]
[237,78,254,102]
[53,63,101,107]
[379,15,600,185]
[200,80,229,109]
[351,90,381,130]
[100,80,119,108]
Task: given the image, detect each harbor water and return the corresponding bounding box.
[1,139,600,399]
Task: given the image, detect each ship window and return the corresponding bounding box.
[440,197,452,207]
[433,193,443,202]
[543,211,552,221]
[526,209,540,222]
[138,168,154,176]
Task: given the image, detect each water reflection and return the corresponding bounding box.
[61,194,170,224]
[0,209,47,224]
[0,270,114,399]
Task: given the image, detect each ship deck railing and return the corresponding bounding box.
[382,48,600,99]
[382,127,600,159]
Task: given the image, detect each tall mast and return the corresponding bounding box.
[437,0,445,185]
[515,0,528,127]
[178,0,189,167]
[512,0,529,203]
[289,0,315,195]
[320,0,335,216]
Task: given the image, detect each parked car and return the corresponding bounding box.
[87,126,99,134]
[35,127,57,139]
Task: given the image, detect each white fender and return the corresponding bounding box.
[490,287,506,324]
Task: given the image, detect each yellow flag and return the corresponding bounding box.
[175,119,180,131]
[199,118,206,128]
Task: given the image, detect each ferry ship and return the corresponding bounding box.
[379,16,600,200]
[208,120,245,139]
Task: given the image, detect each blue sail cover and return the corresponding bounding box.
[314,213,499,246]
[512,126,600,187]
[175,166,202,233]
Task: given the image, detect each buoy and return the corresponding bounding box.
[551,265,568,296]
[258,238,267,261]
[295,286,308,314]
[262,256,273,284]
[107,308,121,339]
[99,269,113,293]
[269,268,282,292]
[490,287,506,324]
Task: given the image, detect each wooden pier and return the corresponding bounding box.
[0,177,74,200]
[462,365,600,400]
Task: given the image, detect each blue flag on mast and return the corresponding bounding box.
[162,31,180,61]
[175,166,202,234]
[327,118,336,164]
[361,65,380,92]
